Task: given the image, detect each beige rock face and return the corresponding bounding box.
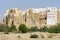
[2,7,60,28]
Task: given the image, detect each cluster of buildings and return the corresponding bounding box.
[2,7,60,28]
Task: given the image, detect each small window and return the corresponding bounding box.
[9,9,15,13]
[12,20,14,24]
[10,10,13,13]
[25,18,26,22]
[47,10,50,12]
[45,17,47,20]
[33,20,35,25]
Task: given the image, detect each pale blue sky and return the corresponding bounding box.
[0,0,60,22]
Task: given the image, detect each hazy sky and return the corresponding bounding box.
[0,0,60,22]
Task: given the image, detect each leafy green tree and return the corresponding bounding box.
[18,24,28,33]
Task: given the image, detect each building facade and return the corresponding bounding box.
[2,7,60,28]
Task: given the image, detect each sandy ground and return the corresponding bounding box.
[0,32,60,40]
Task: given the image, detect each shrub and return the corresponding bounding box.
[0,24,5,32]
[10,24,17,32]
[5,26,11,32]
[28,26,38,32]
[4,32,9,34]
[47,26,55,33]
[0,24,17,33]
[4,31,9,34]
[39,26,48,32]
[47,24,60,33]
[30,34,39,38]
[38,24,60,33]
[18,24,28,33]
[0,24,9,32]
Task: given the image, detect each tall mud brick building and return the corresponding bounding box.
[2,7,60,28]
